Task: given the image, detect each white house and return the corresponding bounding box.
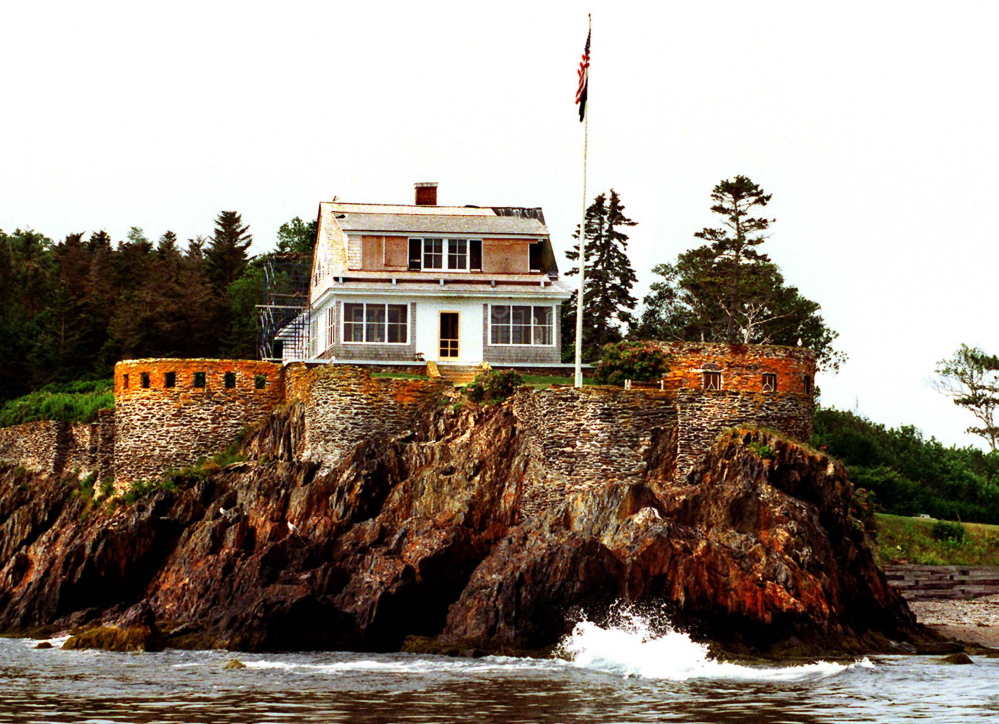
[302,183,573,367]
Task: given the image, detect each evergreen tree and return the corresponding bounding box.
[564,190,638,361]
[636,176,844,372]
[690,175,773,342]
[206,211,252,291]
[156,230,179,258]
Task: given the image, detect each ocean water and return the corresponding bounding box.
[2,614,998,723]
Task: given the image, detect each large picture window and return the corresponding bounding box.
[410,238,481,271]
[490,305,554,346]
[343,303,409,344]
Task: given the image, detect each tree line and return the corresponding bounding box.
[0,214,316,402]
[814,407,999,523]
[563,176,845,372]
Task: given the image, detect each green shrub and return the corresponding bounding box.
[465,369,523,404]
[593,342,668,386]
[0,379,114,428]
[746,441,775,459]
[932,520,967,543]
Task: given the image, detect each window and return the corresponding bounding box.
[762,373,777,392]
[410,238,481,271]
[489,305,554,346]
[423,238,443,269]
[255,374,267,390]
[164,372,176,388]
[702,371,722,390]
[122,374,129,389]
[224,372,236,389]
[327,307,335,347]
[194,371,206,388]
[803,375,813,395]
[343,303,409,344]
[448,239,467,269]
[141,372,150,389]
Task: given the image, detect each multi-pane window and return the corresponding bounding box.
[447,239,467,270]
[423,238,444,270]
[490,305,554,346]
[411,238,480,271]
[343,303,409,344]
[702,371,722,390]
[762,373,777,392]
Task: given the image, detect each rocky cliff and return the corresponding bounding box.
[0,391,924,655]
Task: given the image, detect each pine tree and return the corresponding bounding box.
[636,176,845,372]
[690,176,774,342]
[564,190,638,361]
[206,211,252,292]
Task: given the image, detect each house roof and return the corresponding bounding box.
[334,211,548,237]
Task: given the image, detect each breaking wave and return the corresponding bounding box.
[560,608,872,682]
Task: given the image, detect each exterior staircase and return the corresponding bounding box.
[429,362,487,387]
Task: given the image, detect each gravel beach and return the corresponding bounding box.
[909,595,999,649]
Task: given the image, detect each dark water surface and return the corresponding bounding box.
[2,636,999,723]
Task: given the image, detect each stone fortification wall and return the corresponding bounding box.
[674,388,814,482]
[656,341,816,395]
[286,364,449,467]
[0,410,114,481]
[114,359,284,486]
[0,422,61,473]
[512,386,677,513]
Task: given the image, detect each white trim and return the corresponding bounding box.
[340,302,411,345]
[411,237,481,272]
[487,304,557,348]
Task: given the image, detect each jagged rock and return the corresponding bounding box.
[222,658,246,669]
[0,399,930,656]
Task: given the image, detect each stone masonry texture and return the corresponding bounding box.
[284,363,449,467]
[114,359,284,487]
[0,343,815,491]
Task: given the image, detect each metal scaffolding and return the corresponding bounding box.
[257,253,312,362]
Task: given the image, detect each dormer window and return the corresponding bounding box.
[409,238,482,272]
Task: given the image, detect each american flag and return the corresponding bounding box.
[575,27,590,122]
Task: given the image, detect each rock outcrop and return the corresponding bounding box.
[0,391,925,655]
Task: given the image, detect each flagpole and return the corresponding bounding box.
[574,14,591,389]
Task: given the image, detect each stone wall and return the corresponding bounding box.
[0,411,113,481]
[512,386,677,514]
[674,388,814,482]
[885,565,999,601]
[286,364,449,467]
[656,341,816,395]
[114,359,284,486]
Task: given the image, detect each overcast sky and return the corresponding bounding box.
[3,1,997,449]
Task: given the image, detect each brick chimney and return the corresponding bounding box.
[414,182,438,206]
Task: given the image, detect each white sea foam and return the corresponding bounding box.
[560,609,870,682]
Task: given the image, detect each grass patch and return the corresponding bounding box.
[520,375,598,390]
[0,380,114,428]
[875,513,999,566]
